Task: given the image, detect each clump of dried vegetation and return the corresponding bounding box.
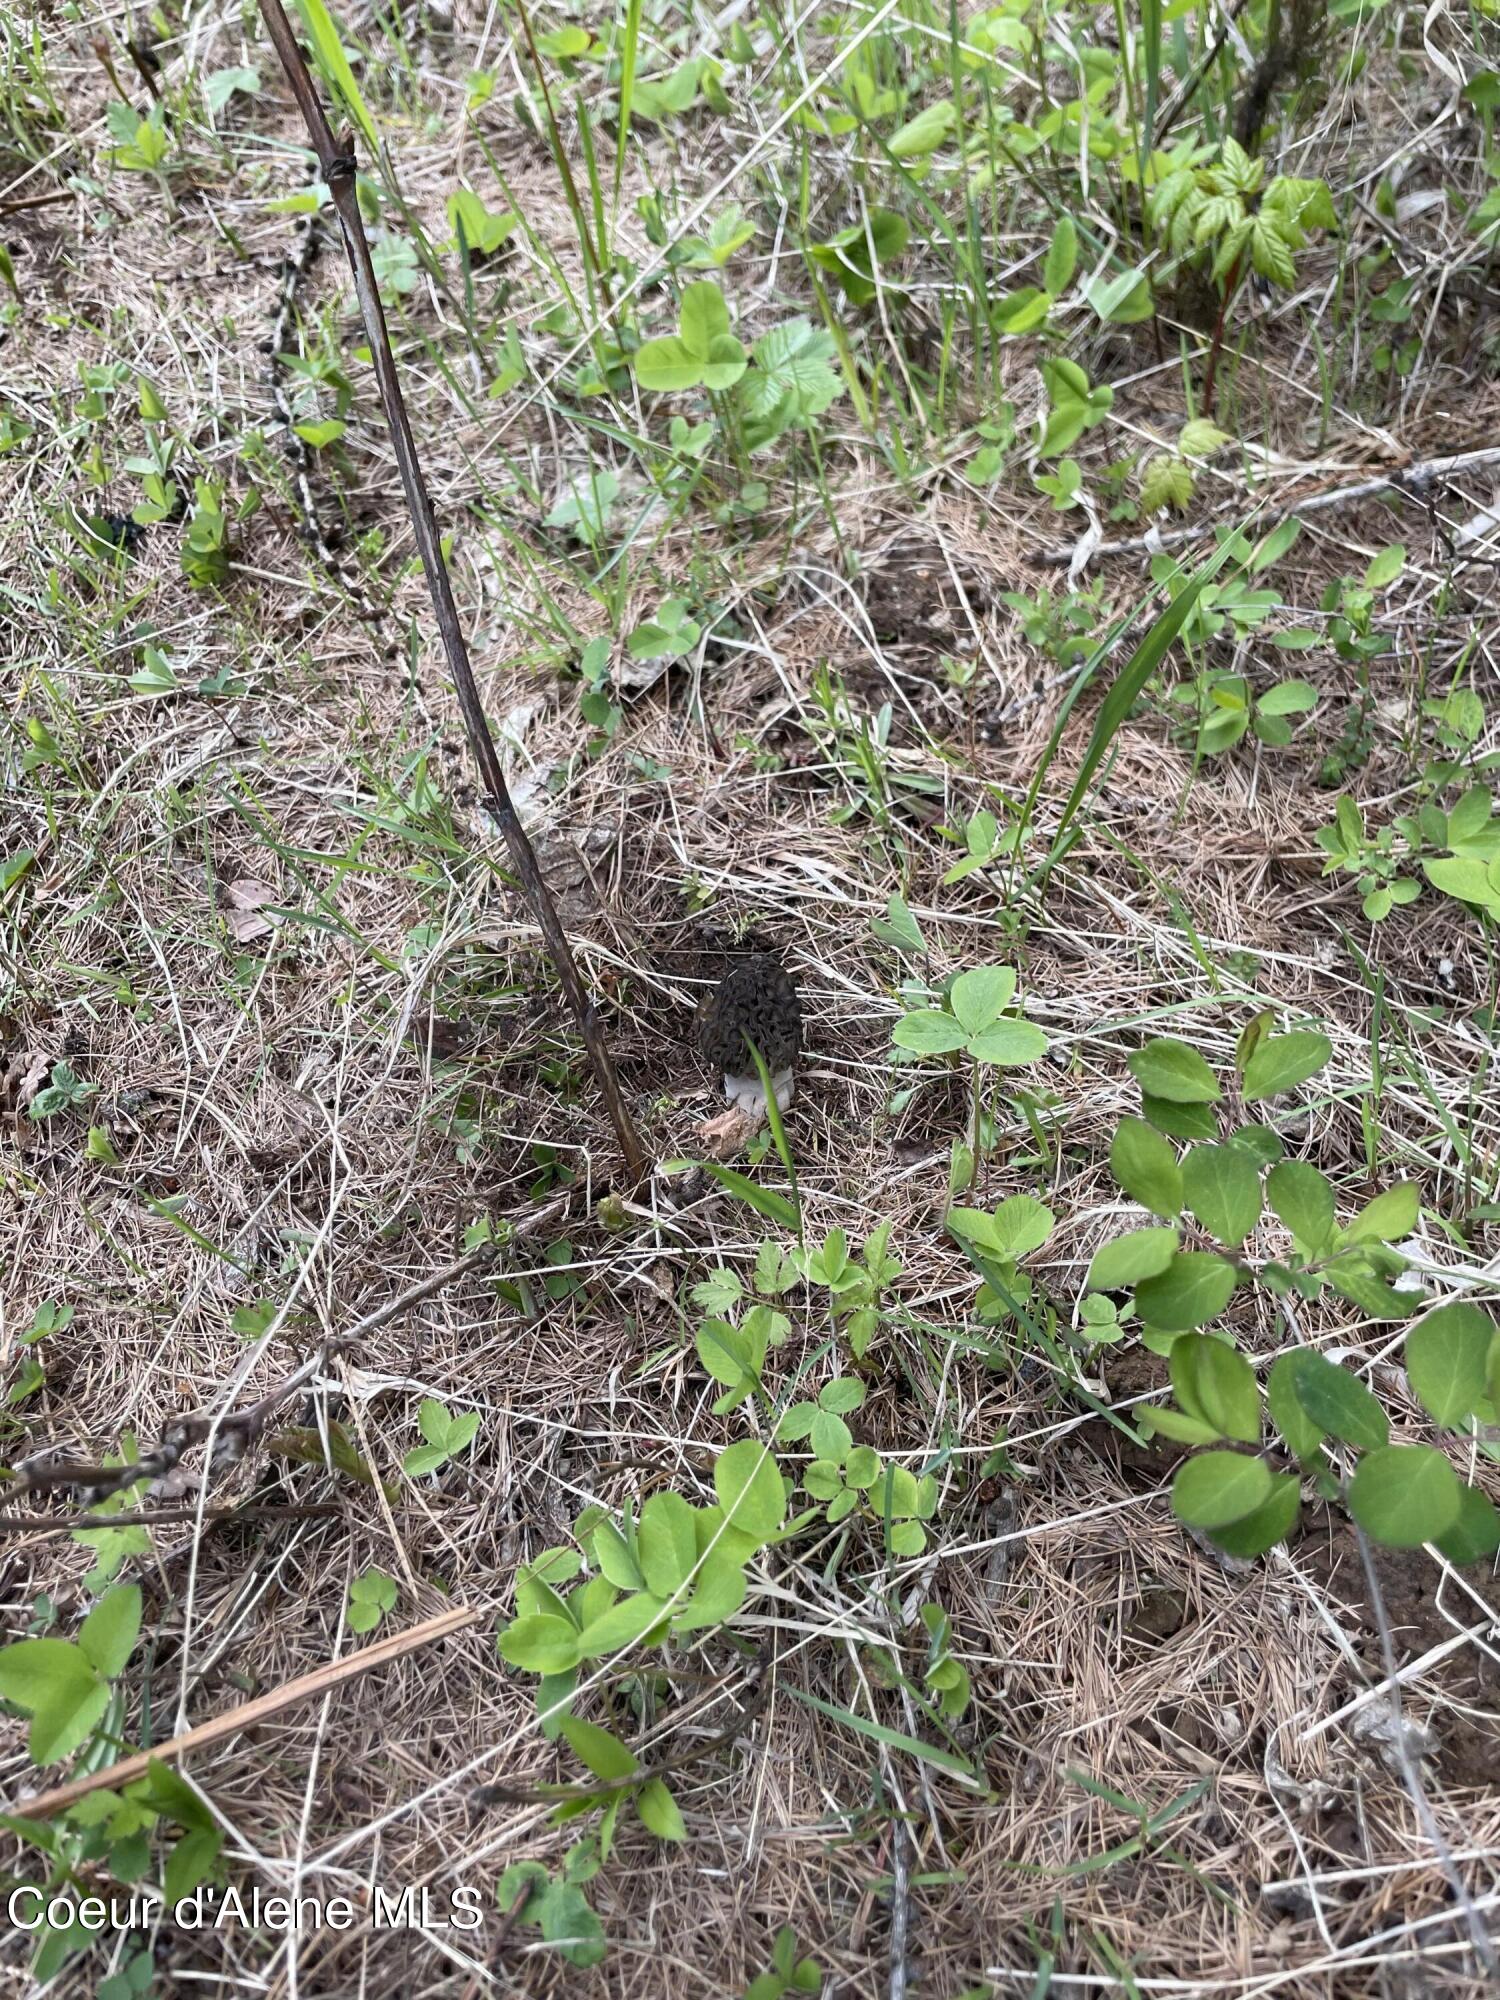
[4,0,1500,1993]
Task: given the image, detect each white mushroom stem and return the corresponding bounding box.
[723,1069,796,1116]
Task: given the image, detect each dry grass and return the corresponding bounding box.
[3,3,1500,1995]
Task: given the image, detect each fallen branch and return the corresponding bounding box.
[17,1604,478,1820]
[255,0,645,1180]
[1037,445,1500,566]
[0,1501,343,1537]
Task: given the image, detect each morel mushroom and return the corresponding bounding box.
[694,954,802,1115]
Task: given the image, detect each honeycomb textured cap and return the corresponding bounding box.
[694,954,802,1075]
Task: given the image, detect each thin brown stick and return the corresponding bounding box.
[254,0,645,1179]
[0,1501,343,1537]
[19,1604,479,1819]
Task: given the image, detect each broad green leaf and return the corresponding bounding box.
[968,1018,1049,1065]
[1134,1252,1238,1332]
[986,1194,1055,1259]
[673,1548,747,1631]
[1086,1225,1177,1292]
[1241,1029,1331,1100]
[499,1616,584,1674]
[1043,214,1078,294]
[1434,1485,1500,1566]
[1349,1445,1461,1548]
[0,1638,94,1714]
[1266,1351,1325,1459]
[1110,1118,1183,1216]
[892,1010,969,1055]
[636,1776,687,1841]
[1127,1038,1220,1104]
[560,1717,638,1781]
[163,1825,223,1902]
[638,1491,700,1598]
[1138,1405,1219,1445]
[577,1591,669,1659]
[678,281,730,357]
[77,1585,142,1680]
[1141,1093,1218,1141]
[700,332,748,389]
[949,965,1016,1032]
[1287,1349,1388,1449]
[1405,1302,1495,1427]
[635,335,702,391]
[1208,1472,1300,1558]
[591,1519,645,1592]
[1172,1451,1273,1529]
[714,1440,787,1543]
[1170,1333,1260,1443]
[1423,856,1500,910]
[1266,1161,1335,1255]
[1345,1183,1420,1245]
[1181,1143,1262,1249]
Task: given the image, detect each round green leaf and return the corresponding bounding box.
[1266,1161,1335,1255]
[1266,1351,1325,1460]
[1172,1451,1274,1529]
[1110,1117,1183,1216]
[634,335,701,391]
[714,1440,787,1544]
[892,1009,969,1055]
[1405,1302,1495,1428]
[77,1583,143,1680]
[1134,1251,1238,1332]
[499,1616,584,1674]
[678,281,731,357]
[1241,1029,1331,1101]
[1287,1349,1388,1450]
[1349,1445,1462,1548]
[986,1193,1055,1258]
[1181,1142,1263,1249]
[949,965,1016,1032]
[1169,1333,1260,1443]
[1127,1037,1221,1104]
[1085,1225,1178,1293]
[638,1490,700,1598]
[1207,1471,1300,1558]
[1434,1484,1500,1567]
[967,1018,1049,1066]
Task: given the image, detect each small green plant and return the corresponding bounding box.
[635,282,747,392]
[1002,585,1100,670]
[1150,142,1335,406]
[0,1581,141,1762]
[346,1567,398,1633]
[947,1193,1056,1332]
[498,1441,788,1732]
[27,1061,97,1121]
[626,596,701,661]
[497,1847,607,1967]
[402,1398,481,1477]
[892,966,1051,1190]
[746,1926,822,1999]
[1317,785,1500,923]
[1163,667,1317,758]
[7,1298,70,1407]
[181,478,229,589]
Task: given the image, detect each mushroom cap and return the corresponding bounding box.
[694,954,802,1076]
